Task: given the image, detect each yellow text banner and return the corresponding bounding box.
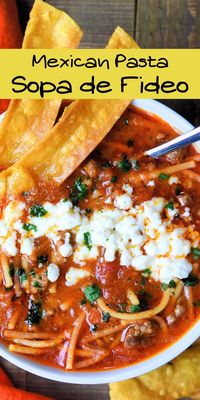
[0,49,199,99]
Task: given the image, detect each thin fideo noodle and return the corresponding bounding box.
[97,290,171,321]
[0,27,138,197]
[0,0,82,168]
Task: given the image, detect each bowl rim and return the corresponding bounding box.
[0,99,199,385]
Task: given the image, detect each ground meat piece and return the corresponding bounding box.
[166,314,176,326]
[84,160,99,178]
[164,147,186,164]
[166,303,185,325]
[146,161,156,171]
[177,194,191,206]
[156,132,166,142]
[174,304,184,317]
[124,320,156,348]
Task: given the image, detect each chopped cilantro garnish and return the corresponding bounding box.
[111,176,117,183]
[131,159,140,170]
[169,280,177,288]
[30,270,36,277]
[17,268,27,284]
[182,274,199,286]
[118,157,131,172]
[141,276,146,286]
[102,312,110,322]
[158,172,170,180]
[90,324,98,332]
[33,281,42,288]
[37,254,48,264]
[84,284,101,304]
[130,305,141,313]
[26,300,42,325]
[161,282,169,291]
[80,298,86,306]
[191,247,200,260]
[175,185,183,196]
[84,232,92,249]
[142,268,151,276]
[127,140,134,147]
[74,177,87,198]
[22,223,37,232]
[165,201,174,210]
[69,177,87,206]
[123,118,129,125]
[162,281,176,290]
[85,208,92,214]
[30,204,47,217]
[193,300,200,307]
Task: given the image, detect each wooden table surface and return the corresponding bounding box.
[1,1,200,399]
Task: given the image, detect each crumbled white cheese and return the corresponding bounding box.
[4,200,25,224]
[65,267,90,287]
[122,183,133,194]
[166,206,179,220]
[47,263,60,282]
[169,176,179,185]
[74,244,98,264]
[25,200,81,238]
[132,255,153,271]
[142,197,165,238]
[146,180,155,187]
[0,193,198,285]
[114,194,132,210]
[170,228,191,257]
[16,200,81,257]
[0,201,25,256]
[20,237,34,256]
[92,190,100,198]
[152,257,192,283]
[73,196,196,283]
[105,197,112,204]
[2,232,18,257]
[59,232,73,257]
[182,207,191,218]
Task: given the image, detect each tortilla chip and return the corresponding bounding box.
[107,26,139,49]
[22,0,82,49]
[0,0,82,168]
[109,346,200,400]
[60,26,138,112]
[0,28,138,196]
[17,99,131,183]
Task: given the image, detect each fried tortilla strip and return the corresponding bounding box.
[0,28,138,197]
[23,0,82,49]
[0,0,82,168]
[106,26,139,49]
[109,346,200,400]
[60,26,139,111]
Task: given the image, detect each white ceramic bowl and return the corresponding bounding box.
[0,99,199,384]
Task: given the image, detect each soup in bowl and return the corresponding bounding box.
[0,99,200,384]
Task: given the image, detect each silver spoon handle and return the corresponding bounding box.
[145,126,200,158]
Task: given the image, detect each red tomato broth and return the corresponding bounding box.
[1,105,200,371]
